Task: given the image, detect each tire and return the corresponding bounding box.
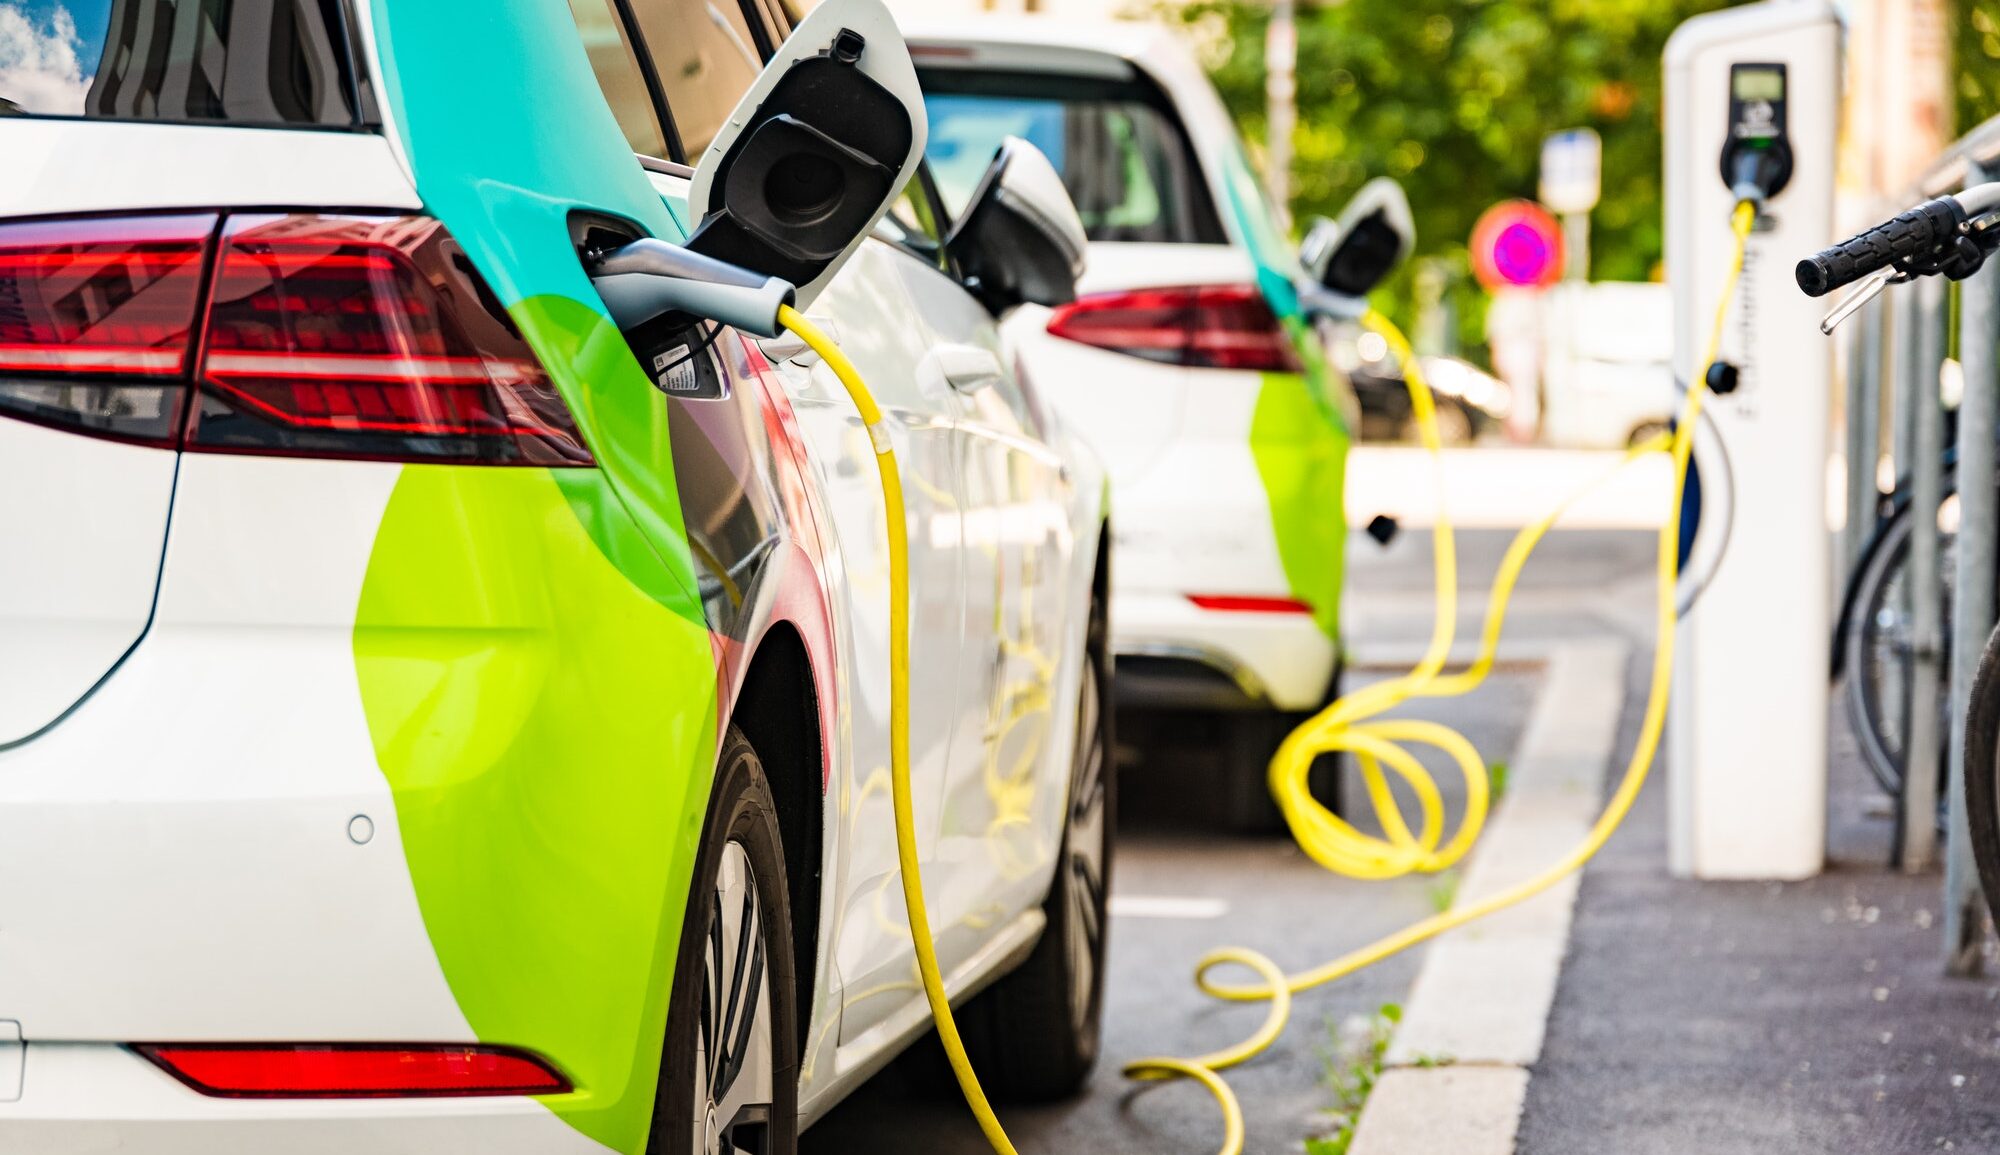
[1219,657,1345,835]
[1841,497,1957,800]
[1961,625,2000,929]
[946,587,1116,1101]
[1404,403,1474,446]
[1628,420,1672,449]
[1219,709,1303,834]
[652,726,799,1155]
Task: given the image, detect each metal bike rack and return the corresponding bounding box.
[1899,274,1947,872]
[1895,122,2000,971]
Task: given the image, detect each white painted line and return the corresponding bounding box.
[1108,895,1231,920]
[1348,641,1628,1155]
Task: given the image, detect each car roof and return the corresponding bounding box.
[900,16,1212,99]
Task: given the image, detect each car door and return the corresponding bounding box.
[606,0,976,1050]
[879,173,1080,953]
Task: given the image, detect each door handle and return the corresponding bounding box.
[932,343,1006,395]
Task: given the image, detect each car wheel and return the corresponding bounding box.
[1628,420,1672,448]
[652,726,799,1155]
[1962,625,2000,930]
[1403,403,1474,446]
[947,589,1115,1101]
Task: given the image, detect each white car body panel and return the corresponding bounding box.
[0,4,1109,1148]
[913,20,1344,712]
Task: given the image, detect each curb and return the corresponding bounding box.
[1348,641,1629,1155]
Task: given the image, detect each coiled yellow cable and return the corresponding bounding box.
[778,197,1755,1155]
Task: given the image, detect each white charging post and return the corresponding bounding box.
[1664,0,1840,879]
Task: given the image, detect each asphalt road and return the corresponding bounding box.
[803,525,1654,1153]
[803,666,1545,1154]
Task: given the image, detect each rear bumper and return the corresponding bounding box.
[0,1043,608,1155]
[1110,591,1336,712]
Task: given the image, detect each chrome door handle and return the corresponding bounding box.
[932,343,1006,395]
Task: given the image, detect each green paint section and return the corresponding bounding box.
[362,5,733,1150]
[1250,367,1348,641]
[355,463,717,1155]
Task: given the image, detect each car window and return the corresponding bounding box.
[876,165,951,272]
[566,0,670,158]
[0,0,357,125]
[631,0,764,159]
[920,74,1225,246]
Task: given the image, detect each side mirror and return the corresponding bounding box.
[945,137,1087,314]
[683,0,926,309]
[1301,177,1416,300]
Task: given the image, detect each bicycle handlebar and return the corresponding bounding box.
[1795,196,1966,297]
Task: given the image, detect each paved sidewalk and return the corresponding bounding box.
[1518,658,2000,1154]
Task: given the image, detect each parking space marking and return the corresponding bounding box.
[1107,895,1232,920]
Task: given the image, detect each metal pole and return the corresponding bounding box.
[1945,163,2000,974]
[1563,211,1591,282]
[1903,274,1948,871]
[1846,295,1886,572]
[1263,0,1296,231]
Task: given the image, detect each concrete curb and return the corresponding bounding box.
[1348,641,1629,1154]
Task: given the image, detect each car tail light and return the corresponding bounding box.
[1187,593,1315,614]
[133,1043,570,1099]
[191,214,592,465]
[1045,284,1304,373]
[0,213,216,445]
[0,211,593,465]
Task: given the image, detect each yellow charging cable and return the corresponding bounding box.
[778,197,1755,1155]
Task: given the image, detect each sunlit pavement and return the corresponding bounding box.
[805,525,1632,1153]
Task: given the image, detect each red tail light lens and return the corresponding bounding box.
[1045,284,1304,374]
[0,214,215,444]
[1187,593,1315,614]
[134,1043,571,1099]
[191,214,592,465]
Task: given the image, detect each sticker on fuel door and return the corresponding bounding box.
[653,346,700,395]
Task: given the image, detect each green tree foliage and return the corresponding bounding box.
[1165,0,1735,350]
[1954,1,2000,134]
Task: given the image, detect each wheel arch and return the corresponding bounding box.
[729,618,826,1062]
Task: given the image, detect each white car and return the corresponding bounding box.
[906,18,1412,828]
[0,2,1109,1151]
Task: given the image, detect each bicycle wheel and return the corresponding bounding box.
[1842,493,1958,797]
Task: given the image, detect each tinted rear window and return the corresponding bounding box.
[0,0,359,126]
[920,69,1224,246]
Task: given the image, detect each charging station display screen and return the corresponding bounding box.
[1732,67,1785,102]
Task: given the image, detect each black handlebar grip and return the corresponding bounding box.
[1796,197,1965,297]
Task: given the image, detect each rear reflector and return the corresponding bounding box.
[1045,284,1305,374]
[134,1043,570,1099]
[192,214,593,465]
[0,213,215,444]
[1187,593,1315,615]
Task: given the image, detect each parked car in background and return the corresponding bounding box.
[1538,280,1678,449]
[0,1,1113,1150]
[1325,322,1510,444]
[907,18,1410,829]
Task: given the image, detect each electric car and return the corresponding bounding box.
[0,2,1111,1152]
[905,18,1412,828]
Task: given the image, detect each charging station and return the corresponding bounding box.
[1664,0,1840,879]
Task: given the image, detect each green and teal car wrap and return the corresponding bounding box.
[359,4,794,1150]
[1214,139,1352,644]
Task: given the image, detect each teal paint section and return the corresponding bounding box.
[363,2,731,1150]
[366,0,703,623]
